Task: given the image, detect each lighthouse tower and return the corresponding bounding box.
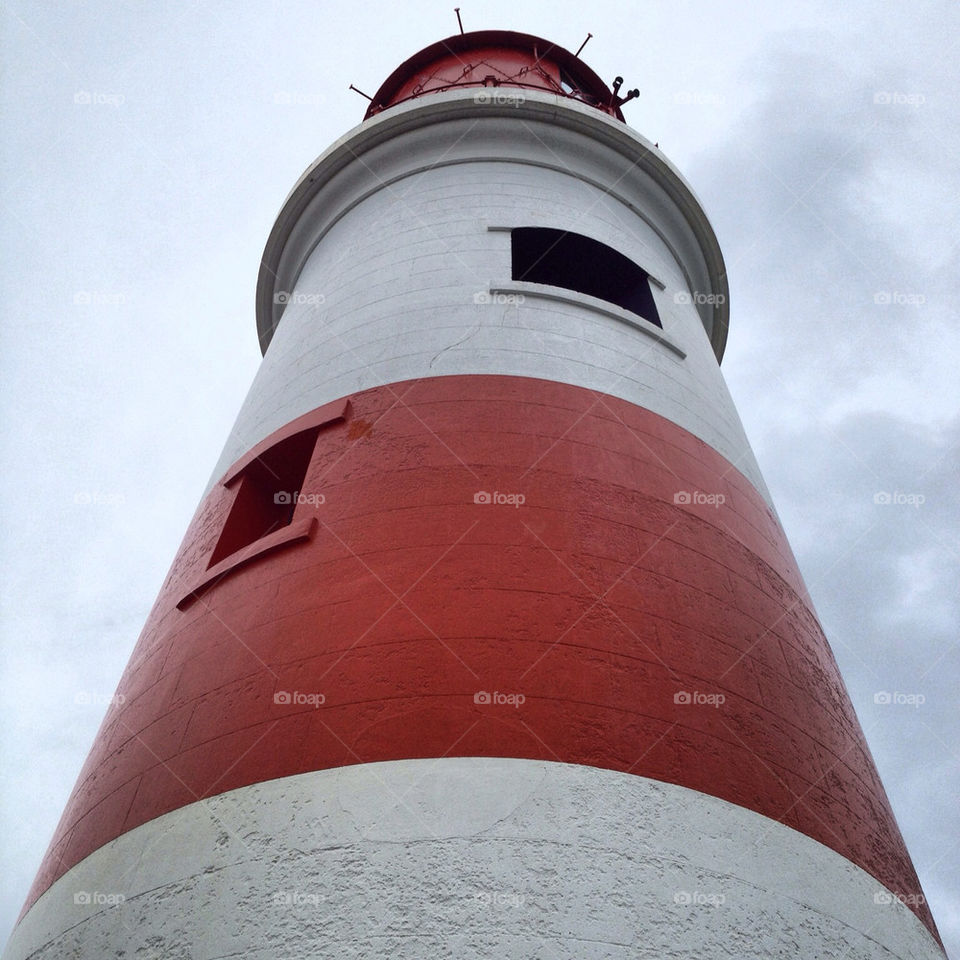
[6,29,944,960]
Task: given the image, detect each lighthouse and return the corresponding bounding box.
[6,27,945,958]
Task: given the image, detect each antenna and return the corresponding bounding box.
[349,84,373,101]
[574,32,592,58]
[454,7,464,34]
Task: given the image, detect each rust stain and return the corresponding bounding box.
[348,419,373,440]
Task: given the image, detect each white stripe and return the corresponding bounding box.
[202,93,767,503]
[5,759,942,959]
[207,191,766,500]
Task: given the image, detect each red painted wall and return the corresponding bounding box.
[25,375,937,940]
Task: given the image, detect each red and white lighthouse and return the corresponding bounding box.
[6,29,945,959]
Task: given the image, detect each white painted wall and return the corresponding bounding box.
[206,96,768,503]
[5,759,943,959]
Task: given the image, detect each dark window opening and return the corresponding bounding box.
[208,427,320,568]
[558,69,599,106]
[558,69,578,95]
[511,227,661,327]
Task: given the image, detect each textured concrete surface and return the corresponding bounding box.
[5,760,944,959]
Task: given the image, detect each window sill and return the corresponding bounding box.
[177,516,318,611]
[487,282,686,359]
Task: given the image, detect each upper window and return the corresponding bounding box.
[511,227,661,328]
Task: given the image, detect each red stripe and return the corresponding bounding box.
[22,375,938,940]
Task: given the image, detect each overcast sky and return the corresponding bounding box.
[1,0,957,954]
